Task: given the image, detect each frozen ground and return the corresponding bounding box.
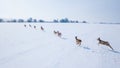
[0,23,120,68]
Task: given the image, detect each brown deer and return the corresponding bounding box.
[97,37,114,50]
[58,31,62,37]
[53,30,58,34]
[29,24,32,27]
[75,36,82,46]
[24,24,26,27]
[53,30,62,37]
[41,26,44,31]
[34,26,36,29]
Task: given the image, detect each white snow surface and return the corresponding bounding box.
[0,23,120,68]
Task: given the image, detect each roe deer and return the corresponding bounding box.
[75,36,82,46]
[97,37,114,50]
[58,31,62,37]
[41,26,44,31]
[34,26,36,29]
[53,30,58,34]
[53,30,62,37]
[24,24,26,27]
[29,24,31,27]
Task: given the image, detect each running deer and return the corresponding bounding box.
[41,26,44,31]
[58,31,62,37]
[34,26,36,29]
[53,30,58,34]
[24,24,26,27]
[53,30,62,37]
[75,36,82,46]
[29,24,32,27]
[97,37,114,50]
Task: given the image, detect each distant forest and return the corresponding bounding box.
[0,17,87,23]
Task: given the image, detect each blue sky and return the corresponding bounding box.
[0,0,120,22]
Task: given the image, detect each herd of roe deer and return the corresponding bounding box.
[24,24,114,50]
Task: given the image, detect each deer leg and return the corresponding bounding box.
[76,42,79,45]
[79,42,81,46]
[76,41,78,45]
[108,45,114,50]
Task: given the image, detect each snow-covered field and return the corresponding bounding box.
[0,23,120,68]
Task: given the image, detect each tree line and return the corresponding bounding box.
[0,17,87,23]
